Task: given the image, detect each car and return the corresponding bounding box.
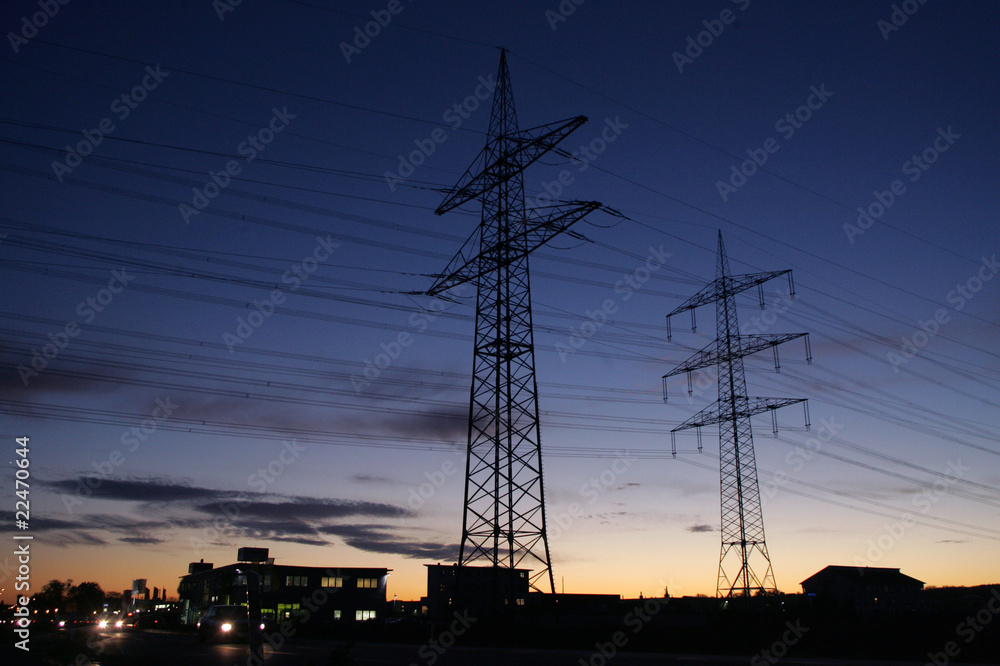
[196,605,265,643]
[96,614,124,630]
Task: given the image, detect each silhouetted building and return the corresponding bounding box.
[801,565,925,616]
[424,563,530,618]
[177,547,390,625]
[188,560,213,575]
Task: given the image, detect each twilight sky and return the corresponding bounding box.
[1,0,998,604]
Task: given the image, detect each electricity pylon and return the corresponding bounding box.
[662,232,811,598]
[426,49,618,596]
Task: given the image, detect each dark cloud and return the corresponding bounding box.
[29,476,422,557]
[41,478,414,521]
[264,536,329,547]
[0,511,84,532]
[43,477,220,503]
[687,524,715,533]
[198,499,412,521]
[351,474,400,485]
[344,405,467,442]
[225,518,321,538]
[119,536,164,544]
[0,363,128,397]
[318,524,458,560]
[45,531,109,547]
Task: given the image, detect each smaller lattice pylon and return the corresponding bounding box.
[662,232,812,598]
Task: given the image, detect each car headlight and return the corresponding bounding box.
[115,620,124,628]
[58,620,66,628]
[221,622,232,632]
[99,620,108,629]
[259,623,265,630]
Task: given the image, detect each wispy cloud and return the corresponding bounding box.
[28,476,428,557]
[687,523,715,533]
[319,524,458,560]
[43,477,220,503]
[119,536,165,545]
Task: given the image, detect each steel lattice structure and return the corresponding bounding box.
[663,232,811,598]
[427,49,616,596]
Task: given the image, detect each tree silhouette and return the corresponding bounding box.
[69,582,105,616]
[33,579,68,611]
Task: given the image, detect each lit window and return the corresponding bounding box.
[284,576,308,587]
[276,603,301,620]
[333,610,342,620]
[355,610,376,621]
[357,578,378,589]
[321,576,343,588]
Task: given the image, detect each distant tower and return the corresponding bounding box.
[663,232,811,598]
[426,49,617,596]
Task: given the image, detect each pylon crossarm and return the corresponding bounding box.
[672,402,723,433]
[666,281,719,319]
[746,397,807,418]
[434,144,490,214]
[509,115,587,159]
[672,397,805,434]
[663,339,718,378]
[723,270,791,298]
[435,115,587,214]
[740,333,807,358]
[426,201,602,296]
[521,200,601,246]
[426,225,482,296]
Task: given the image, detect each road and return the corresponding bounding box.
[6,627,973,666]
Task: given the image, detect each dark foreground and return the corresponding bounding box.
[0,628,971,666]
[4,626,1000,666]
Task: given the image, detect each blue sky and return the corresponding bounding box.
[1,0,998,602]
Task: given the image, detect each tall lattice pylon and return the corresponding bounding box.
[663,232,811,598]
[426,49,618,596]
